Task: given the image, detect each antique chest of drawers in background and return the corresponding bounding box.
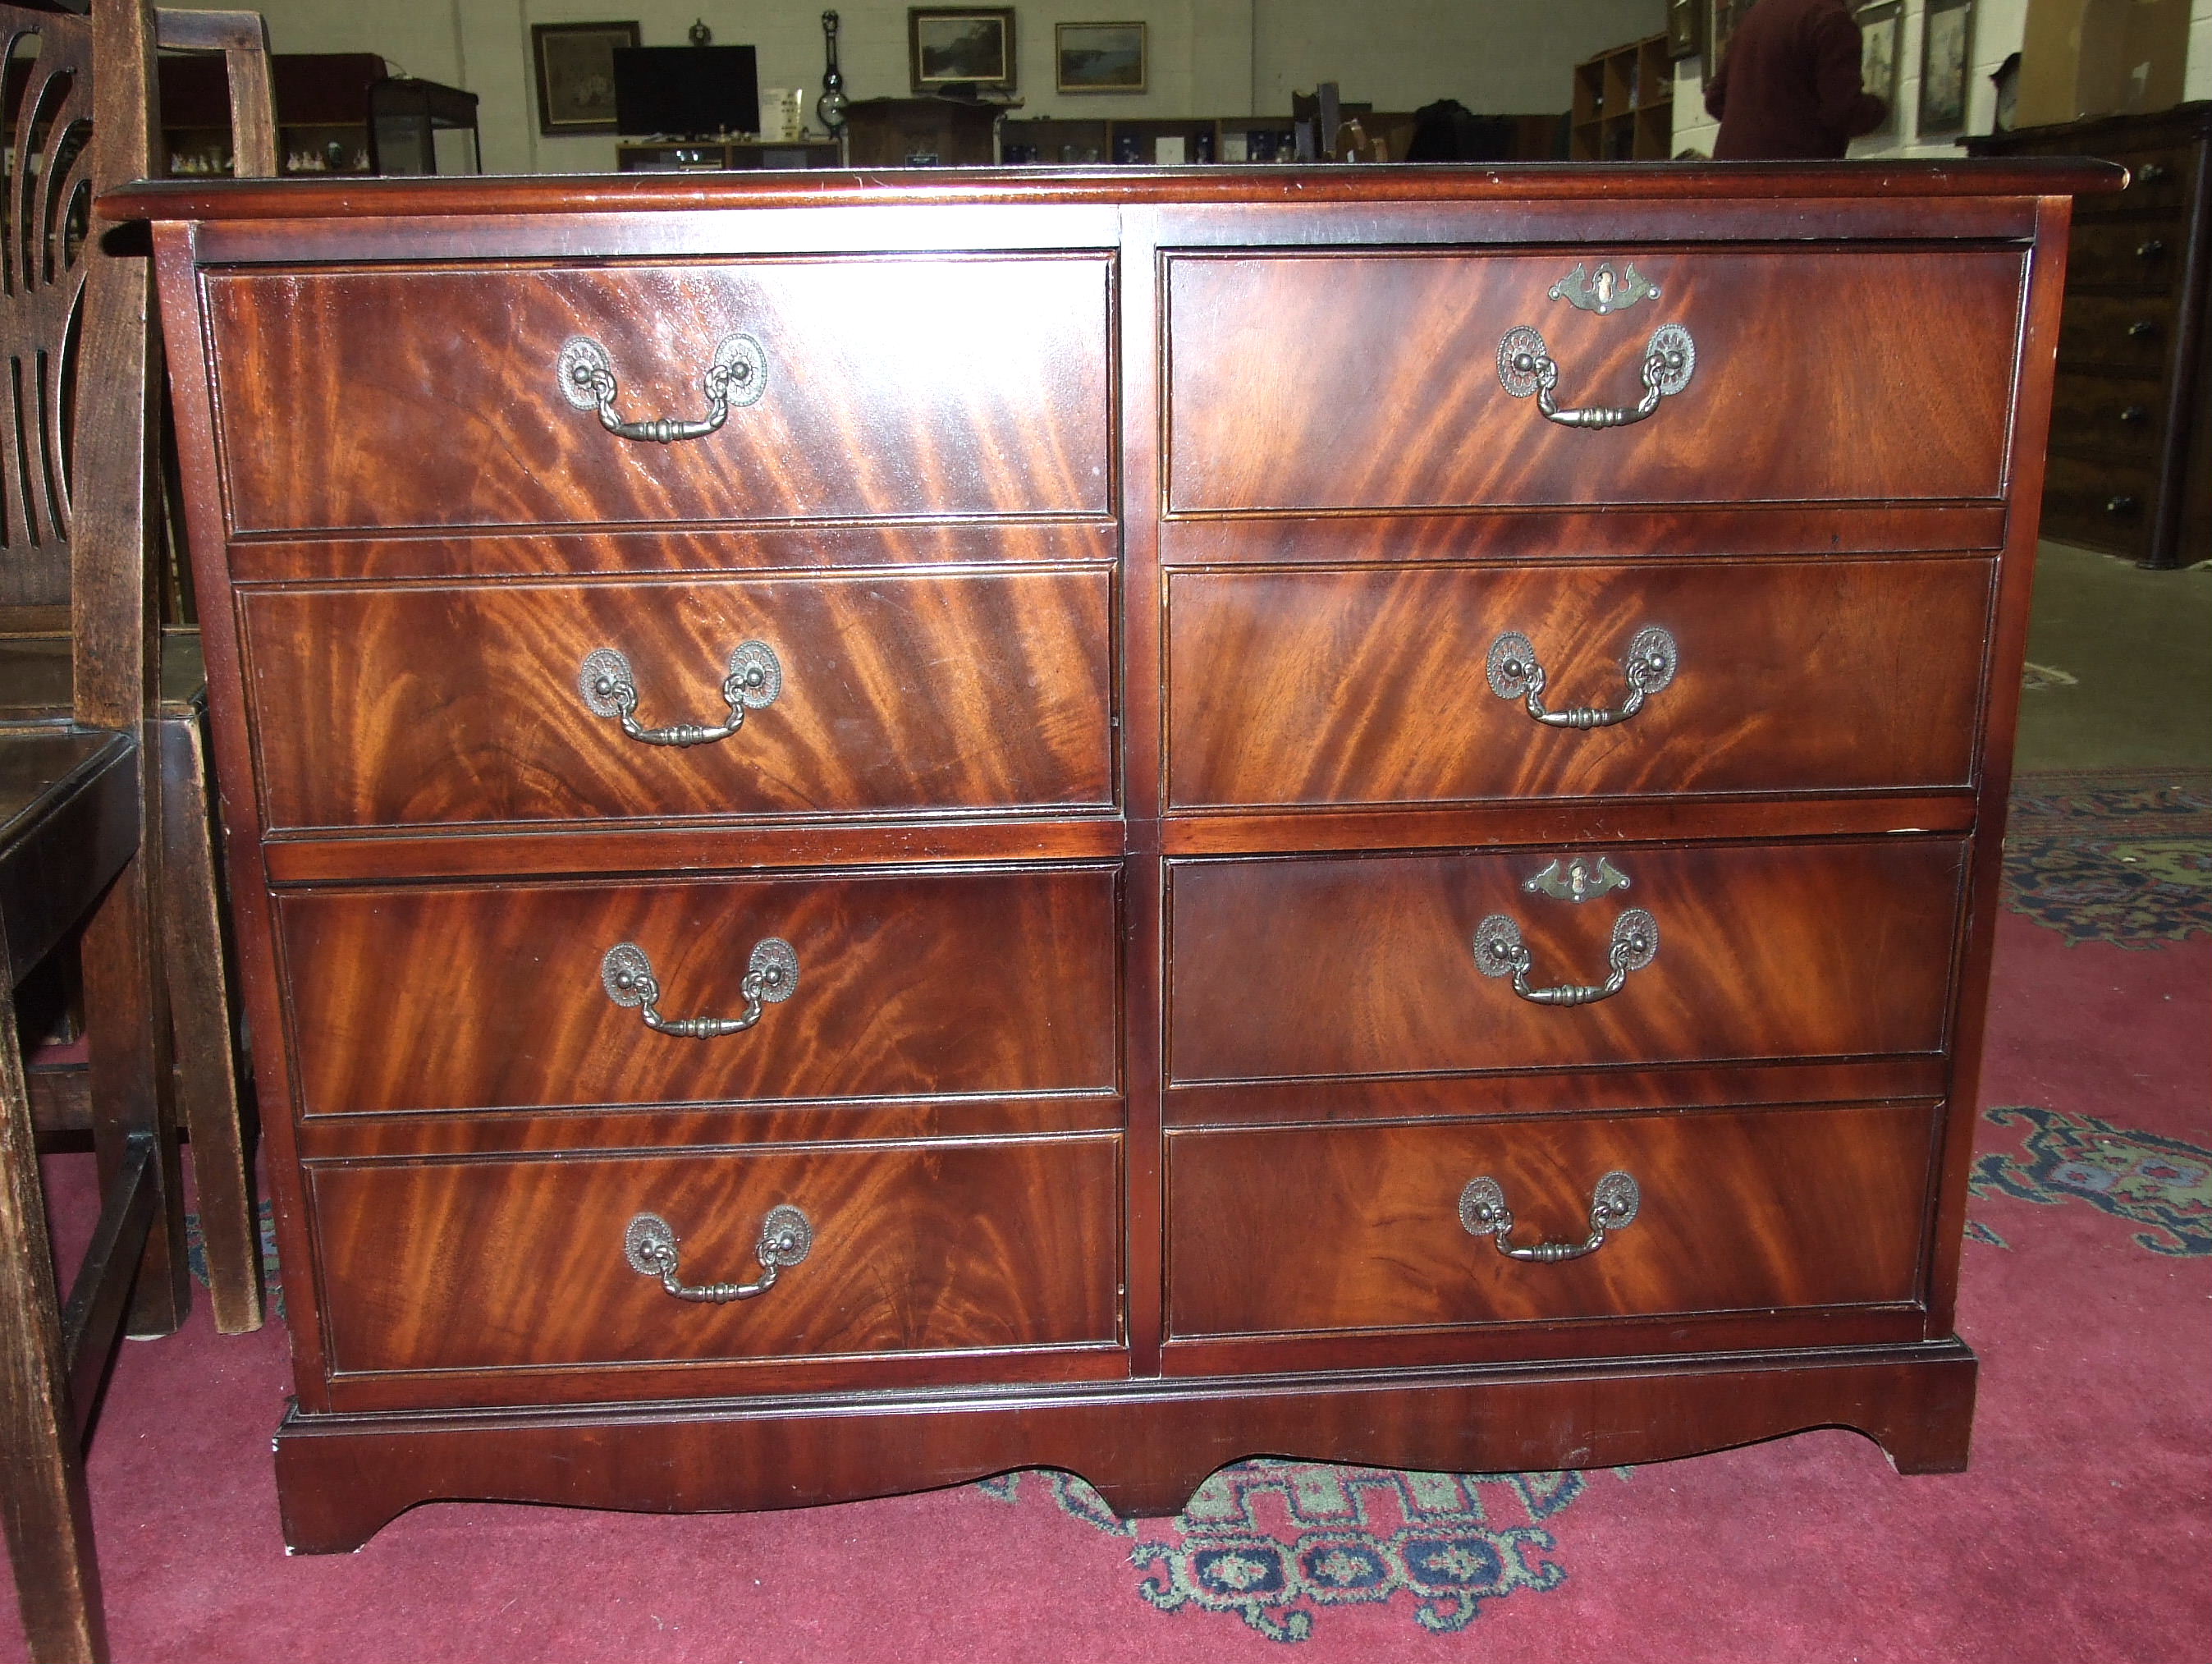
[110,161,2114,1553]
[1971,104,2212,567]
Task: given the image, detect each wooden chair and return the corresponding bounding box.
[1,0,272,1338]
[1,2,268,1657]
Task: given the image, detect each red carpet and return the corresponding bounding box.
[8,905,2207,1661]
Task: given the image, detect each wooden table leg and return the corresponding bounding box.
[0,937,111,1664]
[79,850,185,1342]
[158,712,259,1333]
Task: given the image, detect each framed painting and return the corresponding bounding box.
[532,21,639,137]
[1917,0,1976,135]
[1667,0,1704,62]
[1856,0,1902,135]
[1703,0,1755,89]
[1056,22,1146,94]
[908,8,1017,96]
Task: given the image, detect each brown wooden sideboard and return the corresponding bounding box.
[107,161,2115,1554]
[1970,104,2212,568]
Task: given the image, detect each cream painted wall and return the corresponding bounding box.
[233,0,1666,174]
[1676,0,2212,158]
[1251,0,1664,113]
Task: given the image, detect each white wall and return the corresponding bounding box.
[236,0,1667,174]
[1678,0,2212,157]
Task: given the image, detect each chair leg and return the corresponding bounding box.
[79,854,186,1341]
[1,942,111,1664]
[158,714,259,1333]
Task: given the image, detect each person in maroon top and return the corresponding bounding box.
[1705,0,1889,158]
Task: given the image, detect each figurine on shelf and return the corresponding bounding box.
[817,11,848,137]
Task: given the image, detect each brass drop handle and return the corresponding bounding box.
[2127,319,2160,339]
[1486,626,1678,729]
[2136,238,2168,260]
[1497,322,1695,429]
[579,641,781,747]
[2106,494,2141,517]
[557,332,767,443]
[1460,1171,1640,1263]
[601,938,799,1038]
[2135,162,2171,186]
[625,1205,813,1302]
[2118,404,2150,425]
[1473,908,1659,1006]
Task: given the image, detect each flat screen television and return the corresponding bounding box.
[612,45,759,138]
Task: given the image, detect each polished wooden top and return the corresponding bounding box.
[103,158,2127,223]
[0,728,131,850]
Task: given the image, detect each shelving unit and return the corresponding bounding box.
[1571,33,1673,160]
[159,53,479,176]
[616,140,844,172]
[998,113,1416,165]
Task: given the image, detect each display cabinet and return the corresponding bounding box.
[158,52,478,177]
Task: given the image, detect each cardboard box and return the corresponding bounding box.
[2017,0,2190,127]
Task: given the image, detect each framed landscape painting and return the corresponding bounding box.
[1057,22,1146,93]
[532,21,639,136]
[909,8,1017,95]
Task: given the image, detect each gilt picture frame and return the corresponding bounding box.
[1668,0,1704,62]
[1917,0,1976,136]
[1056,22,1147,94]
[908,8,1017,96]
[532,21,639,137]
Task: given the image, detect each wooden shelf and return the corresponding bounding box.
[1569,33,1673,161]
[1000,112,1533,166]
[616,140,844,172]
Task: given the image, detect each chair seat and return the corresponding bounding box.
[0,630,208,723]
[0,727,140,989]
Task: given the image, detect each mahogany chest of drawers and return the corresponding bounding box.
[111,161,2113,1552]
[1970,104,2212,567]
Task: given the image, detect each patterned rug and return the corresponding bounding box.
[1967,1105,2212,1255]
[980,1465,1597,1643]
[185,1198,283,1318]
[2002,769,2212,946]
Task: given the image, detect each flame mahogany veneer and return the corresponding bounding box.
[113,161,2114,1555]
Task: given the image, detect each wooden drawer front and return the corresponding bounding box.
[1165,1105,1933,1337]
[280,867,1119,1115]
[1167,840,1965,1084]
[2046,374,2165,463]
[2057,292,2177,373]
[314,1136,1121,1374]
[2077,145,2200,218]
[2067,218,2184,291]
[1166,558,1991,810]
[1165,250,2019,511]
[243,570,1115,831]
[206,257,1111,534]
[2041,454,2155,557]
